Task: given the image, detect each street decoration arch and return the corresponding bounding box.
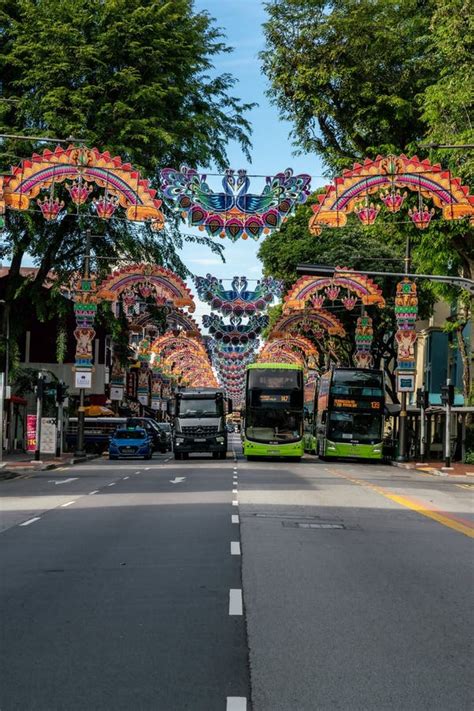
[1,145,165,229]
[160,166,311,241]
[283,270,385,312]
[96,264,195,312]
[270,308,346,338]
[166,308,200,335]
[258,334,319,366]
[194,274,284,315]
[308,154,474,233]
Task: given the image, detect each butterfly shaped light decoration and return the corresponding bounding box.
[160,167,311,241]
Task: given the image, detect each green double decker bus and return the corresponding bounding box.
[315,368,385,460]
[243,363,305,460]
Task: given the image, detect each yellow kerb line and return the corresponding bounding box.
[328,468,474,539]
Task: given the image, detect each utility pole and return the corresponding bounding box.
[34,372,44,461]
[75,230,91,458]
[442,380,454,468]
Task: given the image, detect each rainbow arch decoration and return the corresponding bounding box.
[283,270,385,312]
[160,166,311,241]
[308,154,474,233]
[166,308,200,335]
[258,334,319,366]
[96,264,195,312]
[1,145,165,229]
[270,308,346,338]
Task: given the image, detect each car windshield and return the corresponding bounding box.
[114,430,147,440]
[158,423,171,431]
[179,398,219,417]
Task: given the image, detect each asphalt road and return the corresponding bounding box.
[1,434,473,710]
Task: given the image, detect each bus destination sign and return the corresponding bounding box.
[333,398,382,410]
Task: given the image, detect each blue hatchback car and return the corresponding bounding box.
[109,427,152,460]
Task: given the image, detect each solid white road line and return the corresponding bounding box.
[89,490,99,495]
[226,697,247,711]
[231,541,241,556]
[61,501,75,507]
[229,589,243,615]
[232,514,240,524]
[19,517,41,527]
[232,500,239,507]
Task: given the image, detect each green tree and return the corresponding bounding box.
[0,0,254,370]
[420,0,474,182]
[261,0,435,174]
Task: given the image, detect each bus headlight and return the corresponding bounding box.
[216,436,225,443]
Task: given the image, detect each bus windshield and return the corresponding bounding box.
[245,408,302,443]
[328,411,382,443]
[331,370,383,397]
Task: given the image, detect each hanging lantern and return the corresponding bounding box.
[354,200,380,225]
[37,196,65,221]
[408,203,435,229]
[65,178,93,205]
[380,189,407,213]
[93,194,119,219]
[342,296,357,310]
[325,285,340,301]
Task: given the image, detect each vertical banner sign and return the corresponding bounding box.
[27,414,37,452]
[395,279,418,392]
[40,418,57,454]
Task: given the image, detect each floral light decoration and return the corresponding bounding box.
[354,316,374,369]
[160,166,311,241]
[2,145,165,230]
[194,274,284,316]
[394,279,418,374]
[308,154,474,234]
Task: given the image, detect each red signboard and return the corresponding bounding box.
[27,414,37,452]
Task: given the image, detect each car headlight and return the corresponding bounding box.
[327,445,336,451]
[216,436,225,443]
[176,437,184,445]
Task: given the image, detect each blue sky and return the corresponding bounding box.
[178,0,325,322]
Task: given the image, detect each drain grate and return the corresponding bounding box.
[282,521,345,529]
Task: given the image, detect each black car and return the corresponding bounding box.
[126,417,167,453]
[156,422,172,451]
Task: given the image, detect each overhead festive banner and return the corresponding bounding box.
[308,154,474,234]
[194,274,283,315]
[395,279,418,375]
[1,145,165,229]
[160,166,311,241]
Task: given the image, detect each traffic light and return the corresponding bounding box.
[35,377,45,400]
[56,381,67,404]
[441,384,454,406]
[416,388,429,409]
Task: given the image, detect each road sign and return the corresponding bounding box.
[397,373,415,392]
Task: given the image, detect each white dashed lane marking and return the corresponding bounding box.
[19,517,41,527]
[232,500,239,507]
[89,490,99,495]
[61,501,75,508]
[231,541,241,556]
[229,589,243,615]
[232,515,240,524]
[226,697,247,711]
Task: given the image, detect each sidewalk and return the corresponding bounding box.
[0,450,101,479]
[391,459,474,477]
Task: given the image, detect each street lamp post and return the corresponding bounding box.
[0,299,9,456]
[397,236,411,463]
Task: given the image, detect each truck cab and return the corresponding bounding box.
[171,388,231,460]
